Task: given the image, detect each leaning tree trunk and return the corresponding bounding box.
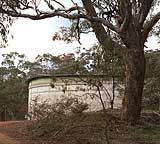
[121,41,146,124]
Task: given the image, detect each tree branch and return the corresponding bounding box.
[91,17,120,33]
[142,12,160,42]
[120,1,132,33]
[0,7,84,20]
[50,0,65,8]
[0,22,6,31]
[82,0,121,51]
[139,0,154,26]
[0,6,120,33]
[0,0,123,49]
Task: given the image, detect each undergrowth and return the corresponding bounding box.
[28,98,160,144]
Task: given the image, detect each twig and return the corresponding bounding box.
[153,111,160,117]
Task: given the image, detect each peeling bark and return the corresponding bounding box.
[122,46,145,124]
[120,24,146,124]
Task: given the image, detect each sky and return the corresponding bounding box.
[0,17,97,62]
[0,1,159,62]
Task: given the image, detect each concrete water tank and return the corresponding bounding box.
[28,74,122,118]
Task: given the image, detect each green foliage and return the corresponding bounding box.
[2,52,26,69]
[52,20,92,43]
[0,75,28,120]
[26,52,89,76]
[143,50,160,110]
[0,0,15,47]
[35,53,61,70]
[74,45,124,84]
[88,45,124,78]
[0,52,28,120]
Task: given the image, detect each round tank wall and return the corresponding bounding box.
[28,76,122,118]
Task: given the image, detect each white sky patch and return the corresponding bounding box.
[0,17,97,62]
[146,36,160,50]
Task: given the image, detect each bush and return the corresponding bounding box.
[29,97,89,135]
[28,97,108,144]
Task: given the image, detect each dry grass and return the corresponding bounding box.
[0,110,159,144]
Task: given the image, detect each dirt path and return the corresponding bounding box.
[0,121,28,144]
[0,133,19,144]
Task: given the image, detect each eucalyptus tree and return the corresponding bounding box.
[29,53,87,75]
[0,52,28,120]
[35,53,61,71]
[1,0,160,124]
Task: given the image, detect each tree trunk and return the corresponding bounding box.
[122,43,146,124]
[82,0,146,124]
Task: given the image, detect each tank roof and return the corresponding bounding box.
[27,74,107,83]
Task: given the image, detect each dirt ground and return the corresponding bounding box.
[0,121,48,144]
[0,121,31,144]
[0,133,18,144]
